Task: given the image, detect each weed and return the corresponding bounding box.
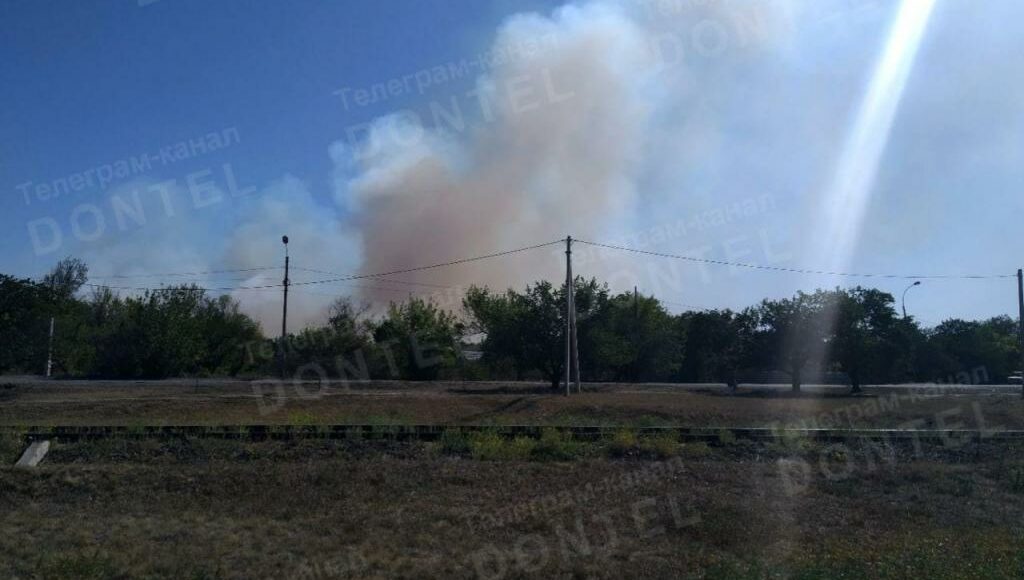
[716,429,738,446]
[681,441,712,459]
[439,429,470,456]
[608,428,638,457]
[287,411,317,426]
[0,431,24,464]
[639,432,679,459]
[469,432,536,460]
[533,428,582,461]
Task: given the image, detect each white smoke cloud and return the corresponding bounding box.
[334,2,660,299]
[331,0,799,306]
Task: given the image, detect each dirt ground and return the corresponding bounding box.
[1,378,1022,429]
[1,436,1023,579]
[3,379,1023,578]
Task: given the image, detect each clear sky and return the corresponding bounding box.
[2,0,1022,330]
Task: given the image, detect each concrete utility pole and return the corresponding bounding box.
[280,235,290,380]
[565,236,573,396]
[564,236,581,394]
[1018,269,1023,399]
[634,286,639,320]
[45,317,54,378]
[571,271,581,394]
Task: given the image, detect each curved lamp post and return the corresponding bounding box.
[902,280,921,319]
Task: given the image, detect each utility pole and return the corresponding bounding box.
[280,235,290,380]
[563,236,581,394]
[634,286,639,320]
[45,317,54,378]
[565,236,572,396]
[633,286,639,384]
[571,271,581,394]
[1017,269,1023,399]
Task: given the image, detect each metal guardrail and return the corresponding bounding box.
[4,425,1024,443]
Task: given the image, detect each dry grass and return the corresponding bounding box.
[1,437,1023,578]
[3,380,1022,578]
[2,380,1020,430]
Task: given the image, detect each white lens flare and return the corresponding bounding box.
[815,0,938,273]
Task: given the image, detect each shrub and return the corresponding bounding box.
[533,428,582,461]
[439,429,470,456]
[639,432,679,459]
[469,431,505,460]
[0,431,24,464]
[681,442,712,459]
[716,429,738,446]
[469,432,536,461]
[608,428,638,457]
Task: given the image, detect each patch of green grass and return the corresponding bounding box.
[468,431,536,461]
[532,428,584,461]
[607,428,638,457]
[638,432,679,459]
[0,430,24,464]
[681,441,712,459]
[438,429,470,456]
[716,429,738,446]
[286,411,318,426]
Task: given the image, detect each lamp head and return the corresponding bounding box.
[282,235,289,245]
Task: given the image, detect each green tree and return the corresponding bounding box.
[286,298,375,379]
[0,275,50,373]
[43,257,88,300]
[831,288,902,393]
[585,290,681,382]
[677,309,755,388]
[464,277,606,389]
[925,316,1020,383]
[373,297,462,380]
[754,290,836,392]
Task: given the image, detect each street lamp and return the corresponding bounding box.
[280,235,290,379]
[902,280,921,319]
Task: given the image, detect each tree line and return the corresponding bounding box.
[1,257,1020,389]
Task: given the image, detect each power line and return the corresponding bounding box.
[82,240,563,293]
[576,239,1016,280]
[289,266,452,289]
[285,239,563,288]
[80,266,280,279]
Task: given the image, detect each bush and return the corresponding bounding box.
[533,428,582,461]
[608,428,638,457]
[0,431,24,464]
[681,442,712,459]
[438,429,470,456]
[469,432,536,461]
[639,432,679,459]
[716,429,738,446]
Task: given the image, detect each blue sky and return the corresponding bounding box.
[2,0,1023,329]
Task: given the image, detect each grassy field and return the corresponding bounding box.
[2,434,1024,579]
[2,379,1023,578]
[2,378,1021,429]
